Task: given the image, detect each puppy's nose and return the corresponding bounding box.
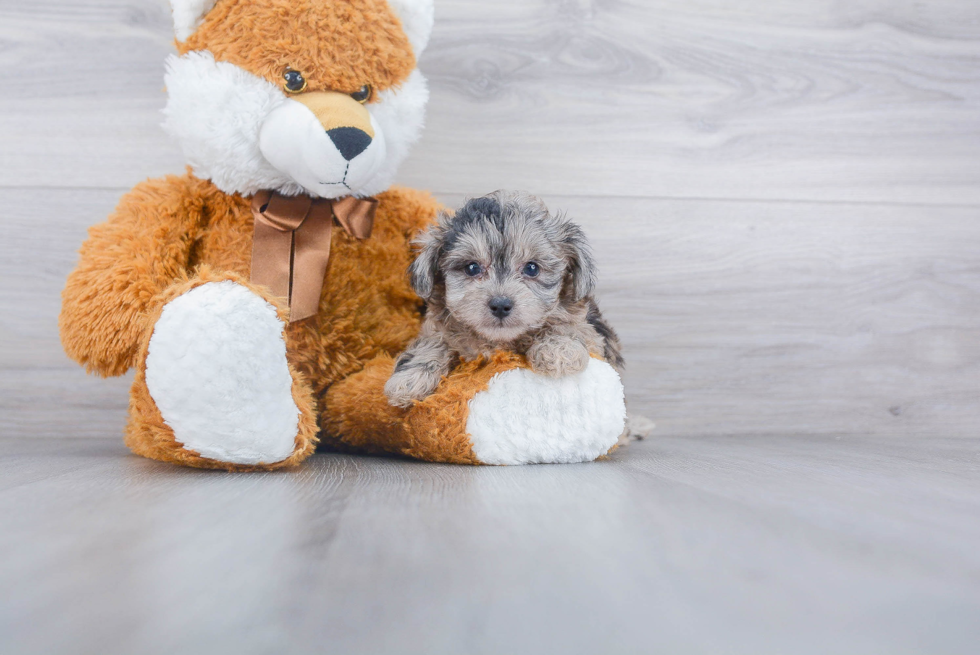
[489,296,513,319]
[327,127,372,161]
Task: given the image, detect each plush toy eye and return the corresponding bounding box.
[465,262,482,277]
[523,262,540,277]
[283,69,307,93]
[350,85,372,104]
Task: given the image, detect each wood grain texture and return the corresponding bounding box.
[0,0,978,203]
[416,0,980,204]
[1,437,978,654]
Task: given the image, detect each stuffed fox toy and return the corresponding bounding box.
[59,0,627,471]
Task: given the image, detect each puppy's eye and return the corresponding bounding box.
[523,262,540,278]
[283,69,307,94]
[465,262,482,277]
[350,85,372,104]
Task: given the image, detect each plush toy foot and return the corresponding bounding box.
[323,353,626,465]
[465,358,625,464]
[126,273,318,471]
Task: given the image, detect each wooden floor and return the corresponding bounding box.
[2,436,979,654]
[2,0,979,652]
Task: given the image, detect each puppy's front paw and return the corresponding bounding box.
[528,336,591,378]
[384,369,439,408]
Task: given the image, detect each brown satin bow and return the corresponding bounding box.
[250,190,376,322]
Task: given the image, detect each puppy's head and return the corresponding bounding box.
[411,191,597,342]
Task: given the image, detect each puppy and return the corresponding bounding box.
[384,190,625,409]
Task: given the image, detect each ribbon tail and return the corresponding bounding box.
[289,202,335,322]
[250,214,295,310]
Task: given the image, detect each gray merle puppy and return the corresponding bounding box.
[384,190,625,409]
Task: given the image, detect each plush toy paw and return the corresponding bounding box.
[142,280,303,466]
[466,358,626,465]
[527,335,592,378]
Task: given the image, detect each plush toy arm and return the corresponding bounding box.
[322,353,523,464]
[60,175,204,377]
[323,352,626,465]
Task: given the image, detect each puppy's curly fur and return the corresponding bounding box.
[385,190,625,408]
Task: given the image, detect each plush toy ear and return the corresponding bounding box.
[560,221,598,302]
[169,0,218,42]
[387,0,435,57]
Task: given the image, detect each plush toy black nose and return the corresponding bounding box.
[489,296,513,319]
[327,127,372,161]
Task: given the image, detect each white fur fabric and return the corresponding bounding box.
[162,51,428,199]
[162,51,300,197]
[169,0,217,42]
[466,359,626,465]
[387,0,435,56]
[145,281,300,465]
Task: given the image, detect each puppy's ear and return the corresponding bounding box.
[409,224,443,300]
[559,221,598,301]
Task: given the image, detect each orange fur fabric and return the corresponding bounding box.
[61,174,443,469]
[181,0,416,96]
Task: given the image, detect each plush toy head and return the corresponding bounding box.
[163,0,433,199]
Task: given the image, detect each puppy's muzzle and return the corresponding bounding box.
[489,296,514,319]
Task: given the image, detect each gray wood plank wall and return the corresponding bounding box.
[1,0,978,439]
